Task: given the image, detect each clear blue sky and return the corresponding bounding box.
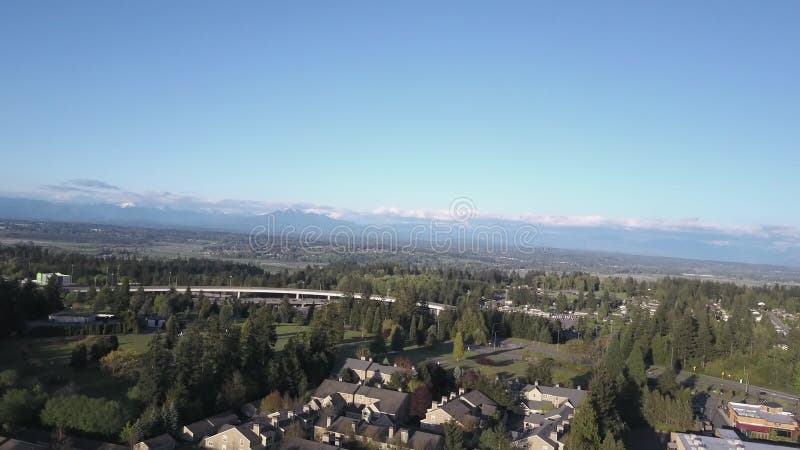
[1,1,798,226]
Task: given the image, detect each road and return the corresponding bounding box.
[767,311,790,335]
[64,284,453,312]
[648,366,799,403]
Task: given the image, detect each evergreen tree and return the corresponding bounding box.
[444,420,464,450]
[601,432,626,450]
[165,315,179,349]
[566,404,601,450]
[370,331,386,355]
[453,331,465,362]
[590,365,622,438]
[525,358,554,385]
[70,344,87,369]
[390,326,405,351]
[625,345,646,387]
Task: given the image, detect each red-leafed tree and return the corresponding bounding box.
[394,356,414,370]
[410,384,433,419]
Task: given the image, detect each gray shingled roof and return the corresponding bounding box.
[407,430,443,450]
[530,385,588,407]
[343,357,373,372]
[355,385,409,416]
[313,379,360,398]
[440,399,473,423]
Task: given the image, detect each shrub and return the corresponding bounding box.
[40,395,125,436]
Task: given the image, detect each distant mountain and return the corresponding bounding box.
[0,197,358,234]
[0,196,798,268]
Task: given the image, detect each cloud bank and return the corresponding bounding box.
[22,180,800,250]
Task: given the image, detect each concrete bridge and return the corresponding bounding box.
[65,285,452,314]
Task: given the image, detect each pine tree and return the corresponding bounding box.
[165,315,179,349]
[625,345,646,387]
[566,405,601,450]
[444,420,464,450]
[793,363,800,394]
[370,331,386,355]
[239,319,254,370]
[695,310,714,366]
[453,331,465,362]
[590,364,622,438]
[601,432,626,450]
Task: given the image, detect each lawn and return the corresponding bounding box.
[392,339,593,387]
[0,333,152,403]
[273,323,372,351]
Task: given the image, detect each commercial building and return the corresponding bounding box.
[35,272,72,286]
[48,311,96,323]
[670,431,796,449]
[725,402,799,440]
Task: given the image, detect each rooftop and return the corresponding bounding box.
[313,379,360,399]
[673,432,796,450]
[355,385,409,415]
[728,402,797,426]
[525,384,588,407]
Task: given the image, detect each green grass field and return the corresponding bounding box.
[372,338,593,387]
[273,323,372,351]
[0,333,152,402]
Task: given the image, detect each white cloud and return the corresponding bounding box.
[30,181,800,244]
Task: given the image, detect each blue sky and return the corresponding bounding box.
[1,1,799,229]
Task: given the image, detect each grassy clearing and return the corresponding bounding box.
[273,323,372,351]
[395,339,593,386]
[0,333,152,402]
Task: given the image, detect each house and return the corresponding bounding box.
[420,389,498,433]
[725,401,799,440]
[280,438,338,450]
[511,405,573,450]
[0,436,48,450]
[669,431,796,449]
[48,311,96,323]
[264,405,319,437]
[311,380,360,405]
[35,272,71,286]
[1,431,126,450]
[311,380,410,426]
[200,423,270,450]
[145,316,167,329]
[342,358,373,381]
[511,385,586,450]
[512,420,565,450]
[180,411,239,442]
[341,358,412,385]
[521,383,587,409]
[353,385,410,425]
[315,416,442,450]
[133,433,175,450]
[365,363,407,385]
[519,400,553,416]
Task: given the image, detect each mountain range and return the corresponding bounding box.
[0,196,798,269]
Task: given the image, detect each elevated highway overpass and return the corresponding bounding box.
[65,285,452,313]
